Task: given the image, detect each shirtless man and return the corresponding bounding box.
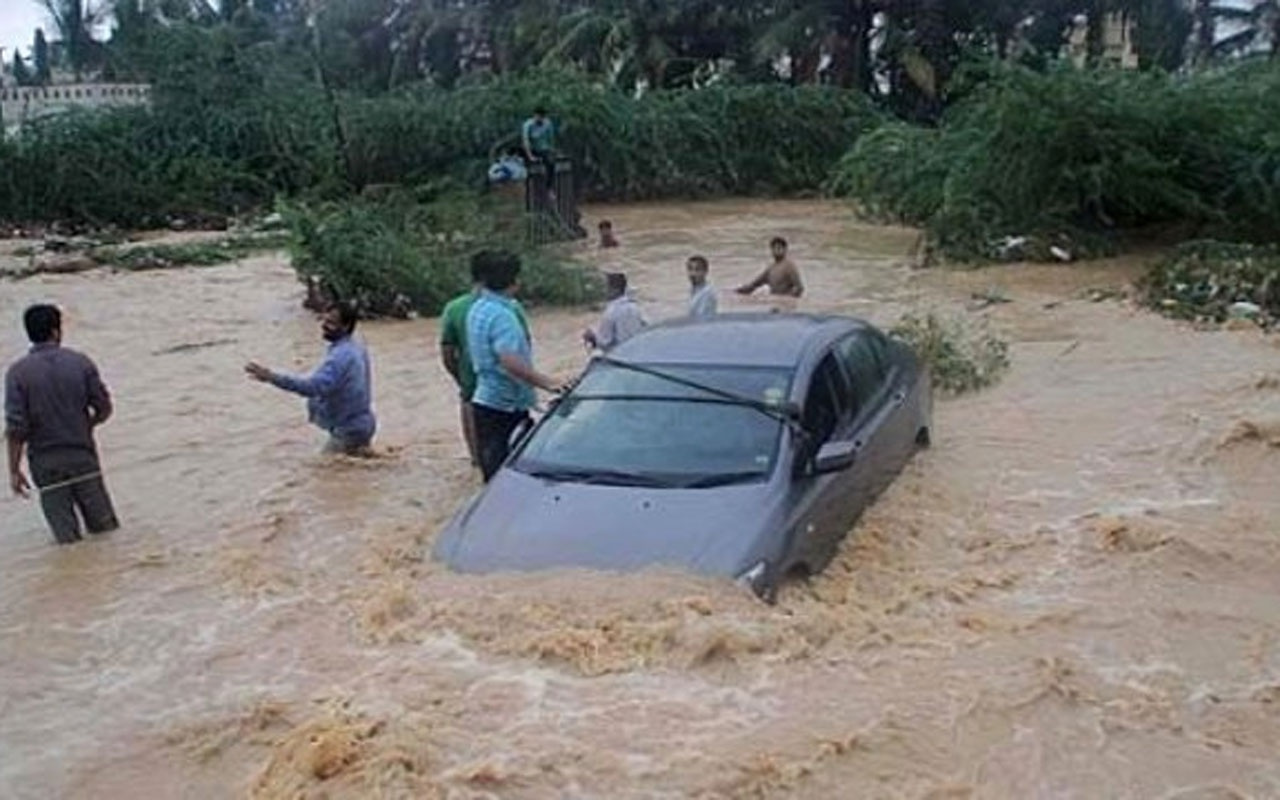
[735,237,804,298]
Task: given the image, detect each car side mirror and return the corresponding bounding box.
[813,440,857,474]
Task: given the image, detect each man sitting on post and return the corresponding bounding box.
[522,105,558,198]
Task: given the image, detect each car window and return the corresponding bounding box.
[836,332,888,414]
[802,354,848,447]
[514,363,793,484]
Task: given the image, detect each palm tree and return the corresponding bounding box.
[38,0,109,79]
[1211,0,1280,59]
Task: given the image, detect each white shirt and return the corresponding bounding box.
[688,284,718,319]
[595,294,646,350]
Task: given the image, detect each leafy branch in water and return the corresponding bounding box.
[891,312,1010,396]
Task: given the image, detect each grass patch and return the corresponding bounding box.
[892,311,1011,395]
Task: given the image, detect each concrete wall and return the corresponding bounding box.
[1,83,152,132]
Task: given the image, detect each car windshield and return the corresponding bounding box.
[513,362,794,487]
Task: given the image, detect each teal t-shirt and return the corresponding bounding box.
[467,290,538,413]
[440,290,529,401]
[522,116,555,153]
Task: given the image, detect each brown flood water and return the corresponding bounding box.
[2,199,1279,799]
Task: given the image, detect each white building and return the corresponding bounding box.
[1,82,152,134]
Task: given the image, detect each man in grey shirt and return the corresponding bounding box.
[5,304,119,544]
[583,272,646,351]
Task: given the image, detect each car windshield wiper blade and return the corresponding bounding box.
[594,356,801,431]
[569,393,780,410]
[677,471,768,489]
[522,466,676,488]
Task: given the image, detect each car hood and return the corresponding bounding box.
[433,469,782,578]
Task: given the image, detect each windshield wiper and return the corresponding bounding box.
[569,393,781,410]
[677,471,768,489]
[522,466,676,488]
[594,357,802,432]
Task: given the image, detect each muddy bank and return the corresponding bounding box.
[1,200,1278,798]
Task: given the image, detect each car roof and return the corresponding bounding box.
[608,312,867,368]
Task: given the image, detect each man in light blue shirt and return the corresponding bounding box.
[245,302,377,454]
[467,250,561,480]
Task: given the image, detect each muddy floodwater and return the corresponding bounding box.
[2,200,1279,799]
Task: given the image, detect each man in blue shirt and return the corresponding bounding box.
[245,302,377,455]
[467,250,562,481]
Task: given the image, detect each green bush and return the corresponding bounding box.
[342,71,881,201]
[1141,240,1280,326]
[829,62,1280,260]
[0,59,880,228]
[282,189,600,317]
[891,312,1010,395]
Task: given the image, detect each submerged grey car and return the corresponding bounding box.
[433,313,933,599]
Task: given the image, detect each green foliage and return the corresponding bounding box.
[0,57,876,227]
[891,311,1010,395]
[830,62,1280,260]
[282,189,601,317]
[1141,240,1280,326]
[343,70,881,201]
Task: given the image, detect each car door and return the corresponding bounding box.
[786,351,857,572]
[835,331,906,511]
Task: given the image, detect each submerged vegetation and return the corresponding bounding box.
[892,312,1011,396]
[93,234,292,270]
[282,189,600,316]
[1142,241,1280,328]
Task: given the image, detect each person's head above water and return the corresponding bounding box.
[322,301,359,342]
[770,236,788,262]
[23,303,62,345]
[605,272,627,300]
[598,219,618,247]
[686,255,709,288]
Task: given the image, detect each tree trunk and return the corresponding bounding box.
[848,0,873,92]
[1086,0,1107,66]
[915,0,950,120]
[1194,0,1215,65]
